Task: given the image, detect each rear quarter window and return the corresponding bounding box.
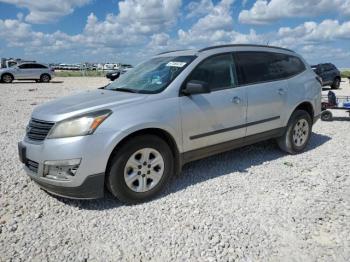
[33,64,48,69]
[234,51,306,85]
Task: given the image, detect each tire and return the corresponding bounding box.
[106,135,174,204]
[40,74,51,83]
[331,77,340,89]
[277,110,312,154]
[1,73,14,83]
[321,110,333,121]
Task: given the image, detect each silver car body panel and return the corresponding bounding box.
[19,45,321,197]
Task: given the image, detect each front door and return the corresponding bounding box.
[180,53,247,152]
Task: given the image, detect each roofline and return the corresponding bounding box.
[156,49,191,55]
[198,44,295,53]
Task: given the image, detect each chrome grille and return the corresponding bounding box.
[26,159,39,173]
[26,118,55,141]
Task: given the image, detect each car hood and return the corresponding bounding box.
[32,89,148,122]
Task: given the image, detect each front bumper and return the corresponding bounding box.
[18,130,122,199]
[30,171,104,199]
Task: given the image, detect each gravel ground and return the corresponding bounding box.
[1,77,350,261]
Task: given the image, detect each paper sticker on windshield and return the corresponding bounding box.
[166,61,187,67]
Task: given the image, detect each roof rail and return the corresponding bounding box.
[198,44,295,53]
[156,49,190,55]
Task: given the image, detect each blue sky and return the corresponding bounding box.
[0,0,349,67]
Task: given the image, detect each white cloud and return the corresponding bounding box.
[0,0,349,67]
[0,0,91,23]
[277,20,350,44]
[118,0,181,30]
[177,0,236,45]
[185,0,215,18]
[300,45,350,65]
[0,0,183,62]
[82,0,182,48]
[149,33,170,47]
[239,0,350,24]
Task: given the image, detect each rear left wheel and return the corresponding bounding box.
[40,74,51,83]
[277,110,312,154]
[106,135,174,204]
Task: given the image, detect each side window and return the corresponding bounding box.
[235,51,305,85]
[24,63,37,69]
[18,64,30,69]
[235,52,275,85]
[282,55,306,76]
[34,64,47,69]
[324,64,332,71]
[187,54,235,91]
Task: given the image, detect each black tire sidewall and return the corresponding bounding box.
[107,135,174,204]
[321,111,332,121]
[40,74,50,82]
[287,110,312,153]
[332,78,340,89]
[1,74,13,83]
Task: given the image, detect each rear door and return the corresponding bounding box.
[234,51,288,136]
[180,53,247,152]
[17,63,37,79]
[31,63,48,79]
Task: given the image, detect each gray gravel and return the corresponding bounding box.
[1,77,350,261]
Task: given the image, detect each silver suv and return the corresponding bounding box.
[0,62,54,83]
[18,45,321,203]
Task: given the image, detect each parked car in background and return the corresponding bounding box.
[106,70,121,81]
[311,63,341,89]
[0,62,54,83]
[19,44,321,203]
[106,65,133,81]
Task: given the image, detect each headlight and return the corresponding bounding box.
[47,109,112,139]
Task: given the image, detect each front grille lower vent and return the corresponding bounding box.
[26,118,55,141]
[26,159,39,173]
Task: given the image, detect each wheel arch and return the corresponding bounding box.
[1,72,14,80]
[293,101,314,119]
[40,73,51,80]
[105,127,182,178]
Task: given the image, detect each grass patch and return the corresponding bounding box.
[55,70,106,77]
[341,71,350,78]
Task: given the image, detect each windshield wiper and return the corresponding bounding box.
[113,88,138,93]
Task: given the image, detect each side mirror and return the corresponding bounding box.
[182,80,210,95]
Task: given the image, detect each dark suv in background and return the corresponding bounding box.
[311,63,341,89]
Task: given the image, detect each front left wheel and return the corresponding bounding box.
[106,135,174,204]
[1,73,13,83]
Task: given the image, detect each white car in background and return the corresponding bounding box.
[0,62,54,83]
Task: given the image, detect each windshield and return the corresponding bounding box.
[106,56,196,94]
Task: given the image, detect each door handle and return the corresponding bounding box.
[278,88,286,95]
[232,96,241,104]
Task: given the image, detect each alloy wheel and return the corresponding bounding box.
[292,119,310,147]
[124,148,165,193]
